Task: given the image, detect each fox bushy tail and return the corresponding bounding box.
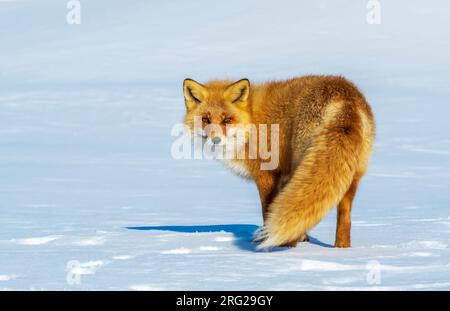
[255,104,364,249]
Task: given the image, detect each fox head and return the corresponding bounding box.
[182,78,252,147]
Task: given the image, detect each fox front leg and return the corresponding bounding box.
[254,171,279,224]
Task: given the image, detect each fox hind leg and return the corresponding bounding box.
[254,172,280,225]
[335,174,361,248]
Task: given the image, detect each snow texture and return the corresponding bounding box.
[0,0,449,290]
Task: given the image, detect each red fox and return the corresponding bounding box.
[182,76,375,249]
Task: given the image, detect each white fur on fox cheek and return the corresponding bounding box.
[189,126,205,138]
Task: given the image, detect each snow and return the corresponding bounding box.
[67,260,106,276]
[0,0,450,290]
[0,275,17,282]
[12,235,63,246]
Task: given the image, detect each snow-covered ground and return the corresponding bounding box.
[1,0,450,290]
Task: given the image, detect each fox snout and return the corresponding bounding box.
[203,125,227,146]
[211,136,222,145]
[206,132,225,147]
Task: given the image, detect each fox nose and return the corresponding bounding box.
[212,136,222,145]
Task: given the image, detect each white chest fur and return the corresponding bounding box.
[220,159,251,179]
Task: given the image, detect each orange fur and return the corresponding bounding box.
[182,76,375,249]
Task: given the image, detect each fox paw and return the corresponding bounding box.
[279,235,309,248]
[298,234,309,243]
[334,240,351,248]
[280,241,298,248]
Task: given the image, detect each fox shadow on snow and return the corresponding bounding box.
[126,224,332,252]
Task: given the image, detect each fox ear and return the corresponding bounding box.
[183,79,207,109]
[224,79,250,104]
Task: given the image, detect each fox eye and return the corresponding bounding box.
[223,117,233,124]
[202,117,211,124]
